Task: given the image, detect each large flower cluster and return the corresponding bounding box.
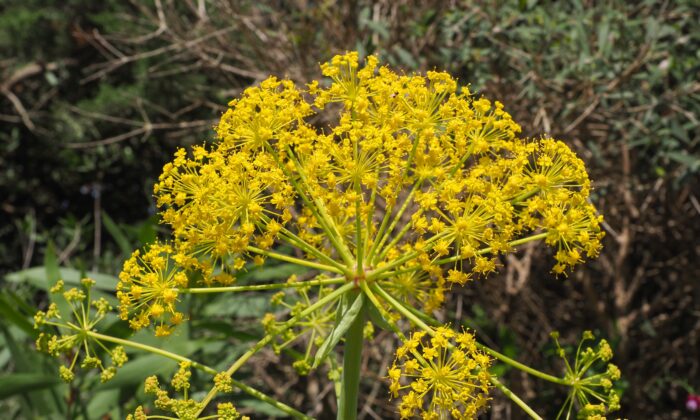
[113,52,607,418]
[118,52,603,333]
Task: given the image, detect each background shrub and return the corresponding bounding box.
[1,1,698,417]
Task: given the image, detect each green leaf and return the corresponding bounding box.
[667,151,700,171]
[5,289,42,317]
[0,347,10,370]
[0,292,35,336]
[135,216,158,245]
[202,295,270,318]
[366,300,392,332]
[312,293,364,369]
[44,244,72,328]
[245,263,310,282]
[364,20,389,40]
[44,242,60,291]
[102,212,132,256]
[0,325,66,416]
[190,320,261,341]
[596,17,611,57]
[393,46,417,68]
[86,389,121,419]
[6,266,118,291]
[0,374,61,399]
[238,398,288,417]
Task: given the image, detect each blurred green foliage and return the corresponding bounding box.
[432,0,699,184]
[1,0,698,418]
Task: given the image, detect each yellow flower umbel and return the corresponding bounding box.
[389,327,491,419]
[117,242,187,336]
[153,145,295,279]
[34,278,128,383]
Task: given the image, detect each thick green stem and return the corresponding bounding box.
[337,293,365,420]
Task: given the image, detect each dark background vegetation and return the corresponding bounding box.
[1,1,698,418]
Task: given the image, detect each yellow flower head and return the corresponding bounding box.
[154,146,294,279]
[117,242,187,335]
[389,328,491,419]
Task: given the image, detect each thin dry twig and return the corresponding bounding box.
[63,119,213,148]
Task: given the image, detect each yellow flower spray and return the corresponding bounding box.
[34,52,620,419]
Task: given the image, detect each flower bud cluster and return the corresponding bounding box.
[34,278,127,383]
[550,331,622,419]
